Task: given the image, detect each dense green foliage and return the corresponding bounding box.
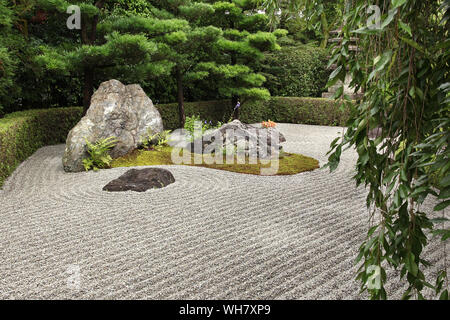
[260,44,330,97]
[260,0,344,47]
[0,107,82,187]
[183,115,224,141]
[0,0,15,116]
[36,0,187,112]
[323,0,449,299]
[188,0,284,118]
[140,129,172,150]
[0,0,329,118]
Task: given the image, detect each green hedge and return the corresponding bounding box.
[156,97,349,130]
[240,97,349,127]
[0,97,347,187]
[156,100,233,130]
[0,107,83,187]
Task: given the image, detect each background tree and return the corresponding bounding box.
[260,0,344,47]
[99,1,221,127]
[197,0,282,119]
[146,1,222,127]
[36,0,188,113]
[0,0,17,116]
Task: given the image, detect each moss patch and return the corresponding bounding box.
[111,146,319,176]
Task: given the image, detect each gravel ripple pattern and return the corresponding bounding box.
[0,124,447,299]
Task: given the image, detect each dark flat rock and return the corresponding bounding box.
[103,168,175,192]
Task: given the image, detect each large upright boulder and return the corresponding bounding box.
[63,80,163,172]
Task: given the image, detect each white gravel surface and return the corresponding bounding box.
[0,123,447,299]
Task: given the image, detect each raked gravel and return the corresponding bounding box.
[0,123,447,299]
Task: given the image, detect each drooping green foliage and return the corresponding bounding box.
[322,0,449,299]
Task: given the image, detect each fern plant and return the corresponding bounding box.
[82,137,118,171]
[141,129,172,150]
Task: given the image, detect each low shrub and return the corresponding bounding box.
[156,100,232,131]
[0,107,83,187]
[184,115,224,141]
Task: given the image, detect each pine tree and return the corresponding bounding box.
[35,0,188,113]
[199,0,283,119]
[147,1,221,127]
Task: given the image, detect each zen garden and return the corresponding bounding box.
[0,0,448,302]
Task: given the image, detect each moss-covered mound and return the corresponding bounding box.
[111,146,319,176]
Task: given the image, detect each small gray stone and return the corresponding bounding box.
[63,80,163,172]
[103,168,175,192]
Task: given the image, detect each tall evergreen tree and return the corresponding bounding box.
[148,1,221,127]
[35,0,188,113]
[102,1,225,127]
[198,0,282,119]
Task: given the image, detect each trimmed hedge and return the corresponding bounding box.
[156,97,349,130]
[156,100,233,130]
[241,97,349,127]
[0,97,348,187]
[0,107,83,187]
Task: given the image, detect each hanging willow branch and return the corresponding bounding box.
[324,0,449,299]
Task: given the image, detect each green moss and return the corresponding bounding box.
[111,146,319,176]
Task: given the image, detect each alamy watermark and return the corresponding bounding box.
[66,264,81,290]
[366,265,382,290]
[367,5,381,30]
[66,5,81,30]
